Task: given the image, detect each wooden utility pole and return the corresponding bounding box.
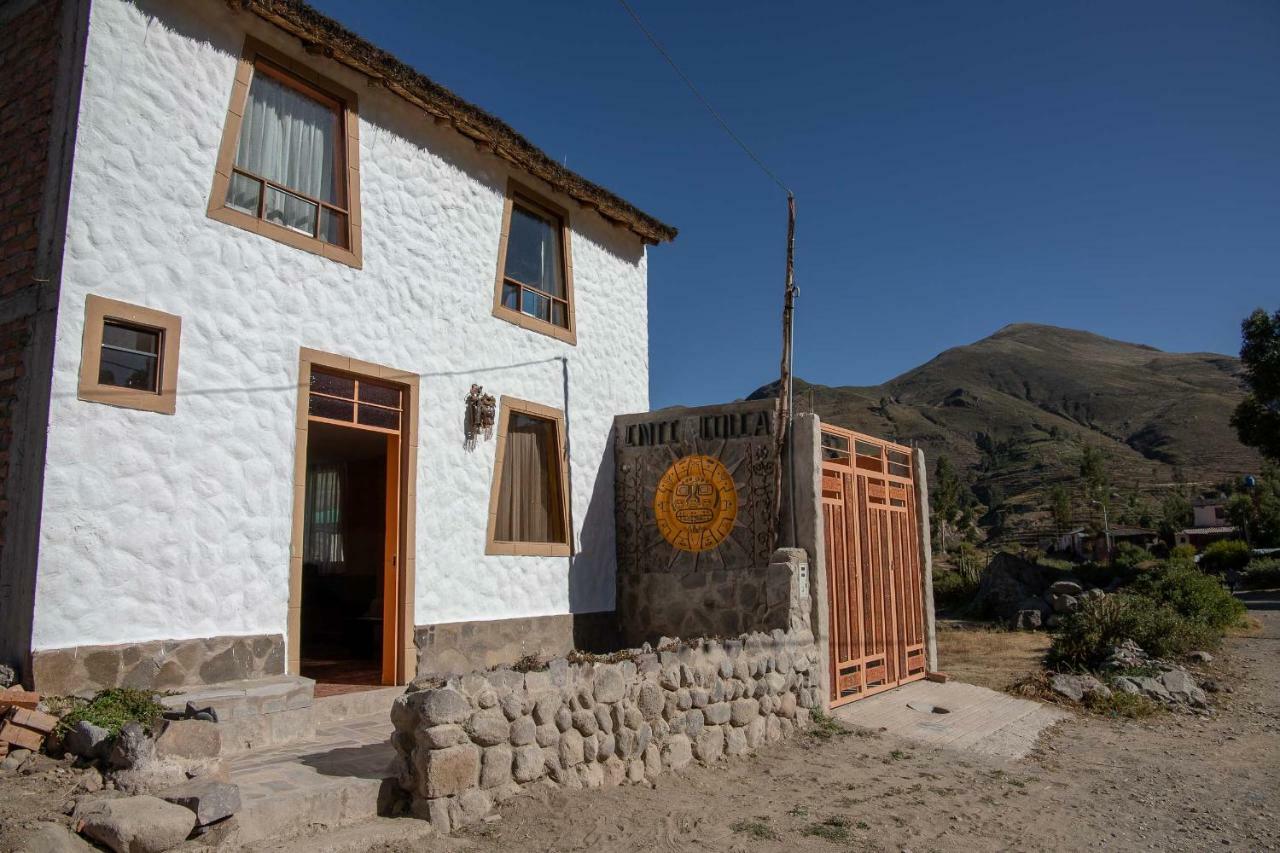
[773,193,797,548]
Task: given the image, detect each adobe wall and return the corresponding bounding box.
[391,549,819,833]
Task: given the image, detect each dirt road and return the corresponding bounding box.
[388,592,1278,852]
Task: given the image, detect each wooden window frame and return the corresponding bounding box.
[485,396,573,557]
[77,295,181,415]
[207,37,362,268]
[491,181,577,345]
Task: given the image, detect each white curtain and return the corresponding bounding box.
[304,463,346,575]
[235,71,338,206]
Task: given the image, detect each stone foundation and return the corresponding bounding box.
[414,612,619,680]
[31,633,285,695]
[392,550,819,833]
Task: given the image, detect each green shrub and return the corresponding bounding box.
[1048,594,1217,668]
[1169,544,1197,563]
[1111,541,1158,571]
[932,566,979,608]
[1242,557,1280,590]
[57,688,166,737]
[1127,563,1246,633]
[1200,540,1251,574]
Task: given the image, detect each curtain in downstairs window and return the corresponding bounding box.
[495,414,565,544]
[304,463,346,574]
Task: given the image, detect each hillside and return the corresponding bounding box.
[750,323,1260,541]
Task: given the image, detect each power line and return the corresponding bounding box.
[616,0,792,197]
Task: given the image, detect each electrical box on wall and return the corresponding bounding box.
[798,562,809,597]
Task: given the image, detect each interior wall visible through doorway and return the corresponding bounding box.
[290,347,419,684]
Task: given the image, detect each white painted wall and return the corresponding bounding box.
[31,0,650,651]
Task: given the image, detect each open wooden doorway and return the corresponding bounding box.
[290,350,418,693]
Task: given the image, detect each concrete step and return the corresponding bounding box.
[238,816,434,852]
[226,712,398,845]
[161,675,317,756]
[312,686,404,725]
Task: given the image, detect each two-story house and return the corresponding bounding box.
[0,0,676,695]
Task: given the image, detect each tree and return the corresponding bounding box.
[1156,492,1191,542]
[931,455,964,551]
[1224,463,1280,547]
[1047,484,1073,533]
[1231,307,1280,463]
[1080,444,1107,500]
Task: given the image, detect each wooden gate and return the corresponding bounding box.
[821,426,926,707]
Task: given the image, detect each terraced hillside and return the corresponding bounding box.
[751,323,1260,540]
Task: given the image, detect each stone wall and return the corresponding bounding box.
[413,612,619,680]
[391,550,819,833]
[31,633,285,696]
[613,399,781,645]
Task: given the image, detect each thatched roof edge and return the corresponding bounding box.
[227,0,677,243]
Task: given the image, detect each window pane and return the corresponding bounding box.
[501,283,520,311]
[235,69,340,204]
[103,321,160,355]
[309,394,354,422]
[98,349,158,392]
[504,202,564,298]
[310,369,354,399]
[357,404,399,430]
[226,171,262,214]
[319,207,347,247]
[495,412,565,544]
[550,301,566,329]
[264,186,318,236]
[520,288,550,323]
[358,382,400,408]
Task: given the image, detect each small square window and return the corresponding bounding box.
[98,321,161,392]
[78,295,181,415]
[492,182,576,345]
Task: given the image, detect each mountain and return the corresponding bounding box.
[750,323,1260,540]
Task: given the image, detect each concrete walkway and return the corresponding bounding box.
[832,679,1069,759]
[226,712,399,844]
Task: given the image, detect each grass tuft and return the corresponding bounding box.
[807,710,849,741]
[56,688,166,737]
[731,818,779,840]
[802,816,852,842]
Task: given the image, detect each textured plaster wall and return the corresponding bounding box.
[31,0,649,652]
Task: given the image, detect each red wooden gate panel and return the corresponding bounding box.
[822,427,926,707]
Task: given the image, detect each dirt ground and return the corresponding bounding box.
[2,594,1276,852]
[383,592,1278,853]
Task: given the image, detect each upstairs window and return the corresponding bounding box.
[209,39,361,267]
[492,184,576,344]
[486,398,571,556]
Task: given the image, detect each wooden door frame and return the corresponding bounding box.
[288,347,419,685]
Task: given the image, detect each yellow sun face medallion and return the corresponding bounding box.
[654,455,738,553]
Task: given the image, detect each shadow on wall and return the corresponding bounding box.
[568,429,621,651]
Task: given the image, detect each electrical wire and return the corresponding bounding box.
[616,0,792,198]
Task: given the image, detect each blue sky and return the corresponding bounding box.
[310,0,1280,409]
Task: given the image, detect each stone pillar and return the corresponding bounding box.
[783,413,828,709]
[914,448,939,672]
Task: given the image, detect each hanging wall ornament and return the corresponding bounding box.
[465,384,497,448]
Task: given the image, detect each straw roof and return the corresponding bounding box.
[229,0,677,244]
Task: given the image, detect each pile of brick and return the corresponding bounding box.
[0,685,55,759]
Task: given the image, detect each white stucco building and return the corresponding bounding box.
[0,0,676,694]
